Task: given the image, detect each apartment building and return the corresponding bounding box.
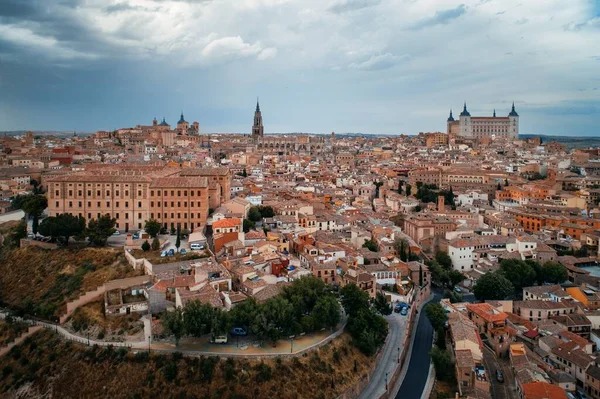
[46,166,230,232]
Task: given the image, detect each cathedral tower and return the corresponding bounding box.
[252,99,264,138]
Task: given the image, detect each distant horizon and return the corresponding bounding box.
[2,130,600,139]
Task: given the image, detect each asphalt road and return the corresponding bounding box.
[483,346,518,399]
[357,313,406,399]
[395,293,441,399]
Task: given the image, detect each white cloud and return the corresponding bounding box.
[349,53,411,71]
[199,36,276,64]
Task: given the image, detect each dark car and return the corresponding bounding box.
[496,370,504,383]
[167,248,175,256]
[231,327,248,336]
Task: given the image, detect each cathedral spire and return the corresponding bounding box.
[256,97,260,112]
[447,109,454,122]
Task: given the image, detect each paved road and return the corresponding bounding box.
[395,293,441,399]
[357,313,407,399]
[483,346,518,399]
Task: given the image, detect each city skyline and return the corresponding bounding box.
[1,0,599,136]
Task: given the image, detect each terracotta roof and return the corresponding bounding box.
[467,303,507,323]
[213,218,242,228]
[521,381,568,399]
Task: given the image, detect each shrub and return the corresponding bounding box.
[255,362,272,382]
[223,358,236,381]
[162,362,178,382]
[134,351,149,362]
[141,240,151,252]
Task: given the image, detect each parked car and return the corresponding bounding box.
[112,230,120,236]
[180,249,187,255]
[400,307,408,316]
[167,248,175,256]
[27,233,35,239]
[160,250,167,257]
[454,286,462,293]
[576,390,588,399]
[132,232,140,239]
[211,335,228,344]
[190,243,205,251]
[496,370,504,383]
[231,327,248,336]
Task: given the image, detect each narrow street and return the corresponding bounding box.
[482,346,518,399]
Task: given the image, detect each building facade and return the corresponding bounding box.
[447,103,519,139]
[46,166,231,232]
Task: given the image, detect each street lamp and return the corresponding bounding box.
[148,335,151,352]
[397,346,400,364]
[385,372,389,391]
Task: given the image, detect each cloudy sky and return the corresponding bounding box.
[0,0,599,136]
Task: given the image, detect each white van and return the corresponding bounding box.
[190,243,205,251]
[211,335,227,344]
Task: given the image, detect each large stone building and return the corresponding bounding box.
[447,103,519,139]
[46,165,231,232]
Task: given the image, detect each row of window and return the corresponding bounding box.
[149,201,202,208]
[60,201,142,209]
[150,190,204,197]
[150,213,204,220]
[58,189,142,197]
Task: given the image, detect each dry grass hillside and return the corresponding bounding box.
[0,330,375,399]
[0,246,142,320]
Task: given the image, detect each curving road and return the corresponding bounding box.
[395,293,441,399]
[357,313,406,399]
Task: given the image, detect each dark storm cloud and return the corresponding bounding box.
[410,4,468,30]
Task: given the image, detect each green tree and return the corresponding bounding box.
[281,276,329,319]
[448,270,465,287]
[312,296,342,330]
[86,214,116,247]
[39,213,85,244]
[257,206,275,218]
[162,308,185,346]
[435,250,452,269]
[19,194,47,218]
[144,219,161,238]
[242,168,247,177]
[248,207,262,222]
[175,226,181,250]
[21,194,47,235]
[340,283,370,317]
[425,303,447,331]
[405,184,412,197]
[152,237,161,251]
[243,219,255,233]
[473,271,514,301]
[346,308,388,356]
[419,265,424,286]
[430,347,455,382]
[229,298,260,329]
[211,308,231,336]
[141,240,151,251]
[373,292,392,316]
[541,261,568,284]
[499,259,537,293]
[397,180,403,195]
[183,301,214,337]
[394,238,408,261]
[362,238,378,252]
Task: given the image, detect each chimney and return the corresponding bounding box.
[438,195,445,212]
